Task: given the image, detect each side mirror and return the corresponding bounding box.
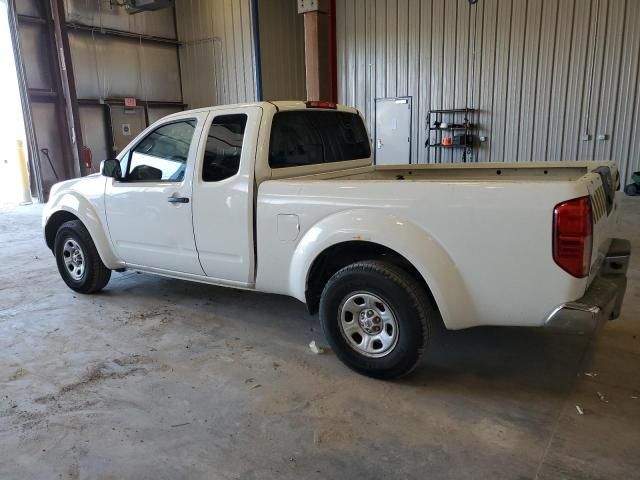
[101,159,122,179]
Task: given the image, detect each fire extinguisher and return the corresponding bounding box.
[82,146,92,171]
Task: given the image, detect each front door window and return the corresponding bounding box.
[124,120,197,182]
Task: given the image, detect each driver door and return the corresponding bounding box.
[105,113,207,275]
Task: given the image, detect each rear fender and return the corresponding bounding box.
[289,209,476,329]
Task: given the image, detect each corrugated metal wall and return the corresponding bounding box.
[336,0,640,183]
[258,0,306,101]
[176,0,256,108]
[65,1,181,171]
[69,33,181,101]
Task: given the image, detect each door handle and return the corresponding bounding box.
[167,196,189,204]
[377,139,383,149]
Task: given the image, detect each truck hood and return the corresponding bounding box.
[49,173,104,198]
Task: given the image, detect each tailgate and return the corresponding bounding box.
[586,165,620,282]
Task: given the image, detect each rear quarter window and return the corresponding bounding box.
[269,110,371,169]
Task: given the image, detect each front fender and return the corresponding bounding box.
[44,191,122,270]
[289,209,477,330]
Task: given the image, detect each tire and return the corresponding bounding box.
[319,260,436,379]
[54,220,111,294]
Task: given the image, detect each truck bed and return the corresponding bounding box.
[257,160,619,330]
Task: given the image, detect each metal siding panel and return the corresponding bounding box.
[518,0,543,162]
[577,0,605,160]
[407,0,420,163]
[259,0,305,101]
[138,42,182,101]
[232,0,245,102]
[147,106,182,125]
[365,0,376,139]
[374,0,386,101]
[214,0,228,105]
[532,0,559,160]
[336,0,346,103]
[396,0,408,97]
[418,0,432,164]
[355,0,367,112]
[223,0,238,104]
[562,0,592,160]
[442,0,457,109]
[69,32,98,98]
[547,0,575,161]
[385,0,397,98]
[467,0,483,162]
[335,0,638,173]
[594,0,625,161]
[240,0,255,102]
[454,0,469,108]
[176,0,255,107]
[613,0,640,183]
[69,32,180,101]
[430,0,444,162]
[478,0,497,162]
[92,36,141,99]
[491,0,513,162]
[19,24,51,90]
[504,0,526,161]
[345,0,356,107]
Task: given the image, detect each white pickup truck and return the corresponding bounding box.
[43,101,630,379]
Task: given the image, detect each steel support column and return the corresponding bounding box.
[49,0,84,177]
[298,0,331,101]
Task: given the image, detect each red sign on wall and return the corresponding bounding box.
[124,97,137,108]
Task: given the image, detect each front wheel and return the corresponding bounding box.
[319,260,436,379]
[54,220,111,294]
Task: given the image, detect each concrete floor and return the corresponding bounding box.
[1,199,639,480]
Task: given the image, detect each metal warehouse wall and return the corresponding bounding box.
[64,0,182,172]
[15,0,73,196]
[258,0,306,101]
[336,0,640,183]
[64,0,176,36]
[176,0,256,108]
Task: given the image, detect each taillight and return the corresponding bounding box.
[305,101,337,109]
[553,196,593,278]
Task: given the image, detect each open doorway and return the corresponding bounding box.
[0,0,28,206]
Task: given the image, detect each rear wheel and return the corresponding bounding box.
[319,260,436,379]
[54,220,111,293]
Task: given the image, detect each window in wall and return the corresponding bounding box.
[269,111,371,168]
[126,120,196,182]
[202,114,247,182]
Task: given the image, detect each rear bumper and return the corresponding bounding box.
[545,238,630,334]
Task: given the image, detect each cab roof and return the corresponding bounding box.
[162,101,358,121]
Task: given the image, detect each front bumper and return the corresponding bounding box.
[545,238,630,334]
